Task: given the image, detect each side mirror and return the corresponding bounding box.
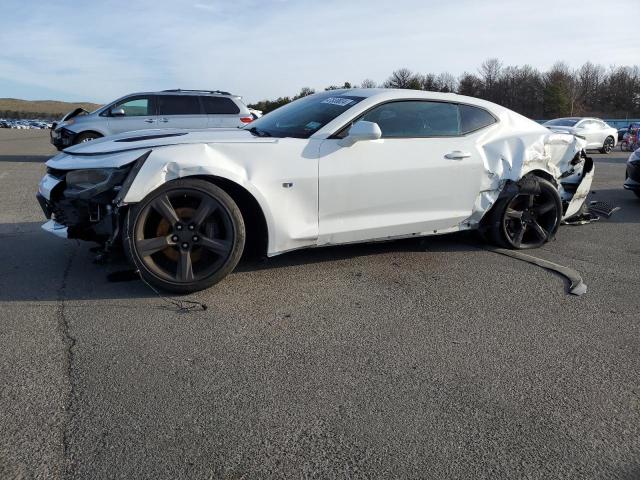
[110,107,126,117]
[339,120,382,147]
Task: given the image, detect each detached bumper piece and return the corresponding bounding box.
[41,219,68,239]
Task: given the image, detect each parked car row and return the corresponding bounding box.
[0,119,53,129]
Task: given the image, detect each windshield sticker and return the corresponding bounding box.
[321,97,355,107]
[305,121,322,130]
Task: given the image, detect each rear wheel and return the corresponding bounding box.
[485,176,562,249]
[124,179,245,293]
[74,132,102,144]
[599,136,615,154]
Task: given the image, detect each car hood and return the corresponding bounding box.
[47,128,277,169]
[61,107,89,122]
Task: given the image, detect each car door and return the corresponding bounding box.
[317,100,487,245]
[576,120,600,148]
[156,94,208,129]
[106,95,157,134]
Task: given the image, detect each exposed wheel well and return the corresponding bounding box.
[525,169,557,186]
[190,175,268,258]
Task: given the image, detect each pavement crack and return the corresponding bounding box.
[56,245,77,478]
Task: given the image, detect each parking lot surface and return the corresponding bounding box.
[1,129,639,479]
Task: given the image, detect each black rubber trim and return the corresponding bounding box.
[115,132,188,143]
[114,150,151,205]
[484,247,587,296]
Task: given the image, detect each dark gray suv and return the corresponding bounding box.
[50,89,253,150]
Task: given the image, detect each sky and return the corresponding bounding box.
[1,0,639,104]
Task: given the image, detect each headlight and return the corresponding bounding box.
[64,168,129,199]
[63,119,75,126]
[66,169,113,189]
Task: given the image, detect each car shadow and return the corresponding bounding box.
[0,221,481,303]
[236,231,481,273]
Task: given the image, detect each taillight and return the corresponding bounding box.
[240,117,253,123]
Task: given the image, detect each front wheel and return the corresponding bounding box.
[599,136,615,154]
[485,176,562,249]
[124,179,245,293]
[74,132,102,144]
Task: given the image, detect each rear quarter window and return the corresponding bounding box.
[202,97,241,114]
[460,104,496,134]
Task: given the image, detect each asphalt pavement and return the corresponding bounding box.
[0,130,638,479]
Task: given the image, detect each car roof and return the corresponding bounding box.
[122,90,241,99]
[321,88,511,114]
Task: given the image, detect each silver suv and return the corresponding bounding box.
[51,89,253,150]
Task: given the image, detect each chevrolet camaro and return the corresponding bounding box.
[37,89,594,292]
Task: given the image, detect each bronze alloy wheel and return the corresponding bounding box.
[500,180,560,249]
[126,179,245,293]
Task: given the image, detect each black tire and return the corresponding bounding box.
[484,176,562,249]
[74,131,102,144]
[599,136,615,154]
[124,178,245,293]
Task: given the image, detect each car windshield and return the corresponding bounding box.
[244,91,365,138]
[544,118,579,127]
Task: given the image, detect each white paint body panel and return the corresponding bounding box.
[44,89,593,256]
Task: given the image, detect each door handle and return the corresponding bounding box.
[144,118,155,123]
[444,151,471,160]
[159,118,169,123]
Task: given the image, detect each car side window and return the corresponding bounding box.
[157,95,202,116]
[202,96,240,114]
[114,96,151,116]
[459,104,496,134]
[361,101,460,138]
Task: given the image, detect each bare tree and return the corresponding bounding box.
[478,58,503,101]
[457,72,482,97]
[383,68,421,89]
[294,87,315,99]
[360,78,377,88]
[436,72,457,93]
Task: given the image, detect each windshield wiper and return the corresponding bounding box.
[247,126,272,137]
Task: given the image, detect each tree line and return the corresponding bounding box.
[249,59,640,120]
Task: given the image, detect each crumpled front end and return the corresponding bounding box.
[36,149,150,245]
[468,126,593,225]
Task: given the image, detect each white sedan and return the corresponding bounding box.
[543,117,617,154]
[37,89,593,292]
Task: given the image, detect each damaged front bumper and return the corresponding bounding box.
[36,150,150,245]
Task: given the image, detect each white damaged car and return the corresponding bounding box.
[37,89,593,292]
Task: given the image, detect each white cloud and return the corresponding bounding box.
[0,0,638,103]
